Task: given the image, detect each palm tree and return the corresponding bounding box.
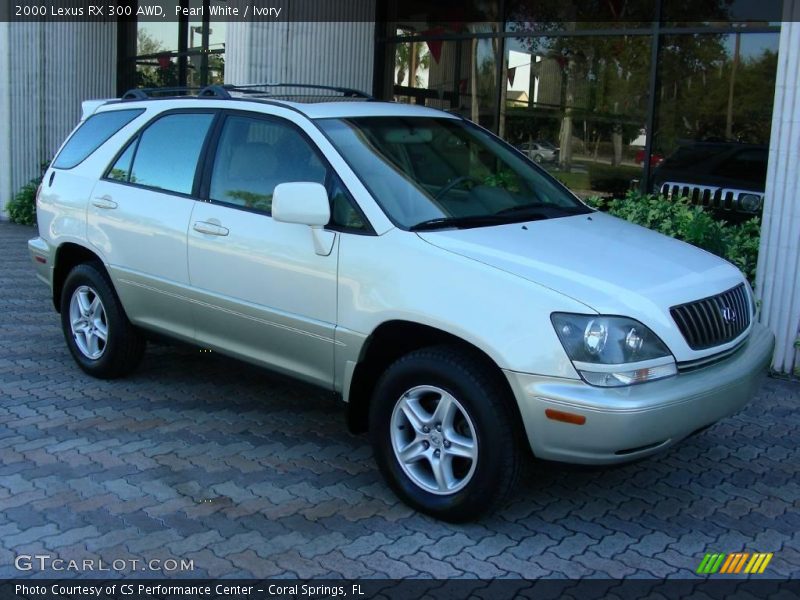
[396,42,431,86]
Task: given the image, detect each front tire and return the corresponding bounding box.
[60,263,145,379]
[369,346,522,522]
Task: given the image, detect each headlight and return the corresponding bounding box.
[551,313,677,387]
[738,193,762,213]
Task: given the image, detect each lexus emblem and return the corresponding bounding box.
[721,305,736,324]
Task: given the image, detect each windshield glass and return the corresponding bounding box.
[317,117,590,230]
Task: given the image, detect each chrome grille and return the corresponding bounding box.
[660,182,762,213]
[670,284,751,350]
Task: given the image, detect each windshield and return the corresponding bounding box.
[316,117,590,230]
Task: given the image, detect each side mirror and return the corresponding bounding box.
[272,182,330,227]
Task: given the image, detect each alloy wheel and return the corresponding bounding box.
[390,385,478,495]
[68,285,108,360]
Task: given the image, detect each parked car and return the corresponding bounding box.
[517,140,559,163]
[29,85,774,521]
[652,141,767,221]
[635,149,664,168]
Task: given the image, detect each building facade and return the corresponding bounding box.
[0,0,797,374]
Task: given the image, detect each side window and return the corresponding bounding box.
[209,115,327,215]
[329,176,367,231]
[127,113,215,195]
[209,114,368,231]
[53,109,143,169]
[107,142,136,182]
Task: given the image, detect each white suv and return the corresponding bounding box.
[28,84,774,521]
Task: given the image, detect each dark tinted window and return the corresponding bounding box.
[209,115,366,230]
[130,113,214,194]
[53,109,143,169]
[712,149,768,185]
[329,176,366,231]
[209,115,327,215]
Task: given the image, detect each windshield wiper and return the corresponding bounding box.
[410,213,545,231]
[495,202,588,216]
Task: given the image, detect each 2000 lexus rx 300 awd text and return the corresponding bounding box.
[28,85,774,521]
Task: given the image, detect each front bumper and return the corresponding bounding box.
[504,323,774,464]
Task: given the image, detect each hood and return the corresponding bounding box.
[417,212,744,325]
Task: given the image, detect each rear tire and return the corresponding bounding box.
[60,263,145,379]
[369,345,521,522]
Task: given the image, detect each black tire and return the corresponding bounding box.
[369,345,522,522]
[59,262,145,379]
[533,153,544,163]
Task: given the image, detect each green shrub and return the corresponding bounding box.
[6,161,48,226]
[585,191,760,285]
[6,176,42,226]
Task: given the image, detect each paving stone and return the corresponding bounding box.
[226,550,285,578]
[126,529,183,553]
[465,534,517,560]
[402,550,464,578]
[41,525,101,549]
[206,531,266,557]
[85,527,141,552]
[379,532,434,559]
[356,550,419,578]
[3,524,60,548]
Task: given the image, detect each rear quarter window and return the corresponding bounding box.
[52,109,143,169]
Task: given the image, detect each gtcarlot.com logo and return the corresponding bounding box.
[15,554,194,573]
[697,552,773,575]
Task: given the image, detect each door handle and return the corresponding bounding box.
[193,221,229,236]
[92,195,118,209]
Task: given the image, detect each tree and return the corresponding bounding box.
[135,29,178,88]
[395,42,431,86]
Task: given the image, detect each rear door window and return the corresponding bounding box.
[53,109,143,169]
[125,112,215,195]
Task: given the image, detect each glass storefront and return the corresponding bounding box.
[117,0,226,94]
[381,1,781,200]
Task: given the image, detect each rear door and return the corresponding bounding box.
[88,110,217,340]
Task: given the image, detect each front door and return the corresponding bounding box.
[187,112,338,387]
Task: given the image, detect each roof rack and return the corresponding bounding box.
[219,83,374,100]
[121,87,208,100]
[121,83,374,102]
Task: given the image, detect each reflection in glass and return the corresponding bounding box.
[502,36,651,197]
[130,113,215,194]
[209,116,327,215]
[650,32,778,217]
[392,27,500,132]
[655,33,778,152]
[318,116,589,230]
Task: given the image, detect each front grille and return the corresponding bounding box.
[670,284,751,350]
[660,182,763,213]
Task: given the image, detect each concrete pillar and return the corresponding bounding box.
[0,22,116,218]
[756,1,800,374]
[225,1,374,94]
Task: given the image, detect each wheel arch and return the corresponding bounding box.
[345,320,521,435]
[52,242,108,312]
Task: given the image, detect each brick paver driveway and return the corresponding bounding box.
[1,222,799,579]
